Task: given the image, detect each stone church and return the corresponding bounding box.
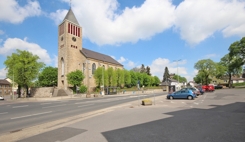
[58,8,123,92]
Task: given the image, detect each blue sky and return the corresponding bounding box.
[0,0,245,81]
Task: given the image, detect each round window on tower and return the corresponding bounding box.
[72,37,76,42]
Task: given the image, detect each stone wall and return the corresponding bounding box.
[30,87,53,98]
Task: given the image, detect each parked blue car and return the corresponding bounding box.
[167,89,196,100]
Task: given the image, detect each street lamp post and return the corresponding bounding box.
[173,59,181,90]
[12,70,14,100]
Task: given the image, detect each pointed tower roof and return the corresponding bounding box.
[63,8,79,25]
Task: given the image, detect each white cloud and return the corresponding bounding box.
[117,56,126,63]
[149,58,188,80]
[0,0,41,24]
[174,0,245,45]
[204,54,217,59]
[50,9,68,25]
[50,0,175,45]
[0,38,52,64]
[50,0,245,46]
[127,61,136,68]
[0,68,7,79]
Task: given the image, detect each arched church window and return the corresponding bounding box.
[92,63,96,74]
[61,58,64,76]
[83,63,86,73]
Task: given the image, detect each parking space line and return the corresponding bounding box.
[12,105,28,108]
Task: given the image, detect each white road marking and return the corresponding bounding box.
[170,101,175,103]
[77,104,94,107]
[42,104,66,108]
[11,111,52,120]
[190,106,193,108]
[181,102,186,104]
[41,103,52,105]
[194,102,199,105]
[0,112,8,115]
[75,102,88,104]
[12,105,28,108]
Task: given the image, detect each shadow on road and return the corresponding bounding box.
[102,102,245,142]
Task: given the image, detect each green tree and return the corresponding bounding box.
[66,70,85,93]
[172,74,187,83]
[107,67,116,87]
[193,71,205,84]
[4,49,44,97]
[153,76,160,86]
[140,64,146,73]
[194,59,216,85]
[162,67,170,82]
[229,37,245,66]
[130,70,137,87]
[219,54,242,87]
[38,66,57,87]
[142,73,151,86]
[115,69,124,88]
[136,72,144,87]
[146,66,151,76]
[94,67,103,87]
[124,70,131,88]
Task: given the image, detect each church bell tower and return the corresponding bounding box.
[57,8,82,90]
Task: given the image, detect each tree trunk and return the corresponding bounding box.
[17,85,21,98]
[228,74,232,88]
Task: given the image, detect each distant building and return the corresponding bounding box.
[0,79,12,96]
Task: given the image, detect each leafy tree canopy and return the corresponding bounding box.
[66,70,85,92]
[4,49,44,97]
[194,59,216,85]
[38,66,57,87]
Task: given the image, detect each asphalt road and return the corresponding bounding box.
[16,88,245,142]
[0,92,163,135]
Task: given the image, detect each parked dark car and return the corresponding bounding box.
[167,89,196,100]
[214,85,223,89]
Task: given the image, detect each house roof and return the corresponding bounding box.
[80,48,123,66]
[168,78,177,82]
[0,79,11,85]
[63,8,79,25]
[231,78,245,81]
[159,81,170,86]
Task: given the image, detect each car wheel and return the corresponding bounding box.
[187,96,193,100]
[170,96,174,100]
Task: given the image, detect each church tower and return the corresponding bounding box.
[58,8,82,90]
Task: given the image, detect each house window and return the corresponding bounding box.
[92,63,96,74]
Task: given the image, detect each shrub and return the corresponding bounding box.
[79,85,87,93]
